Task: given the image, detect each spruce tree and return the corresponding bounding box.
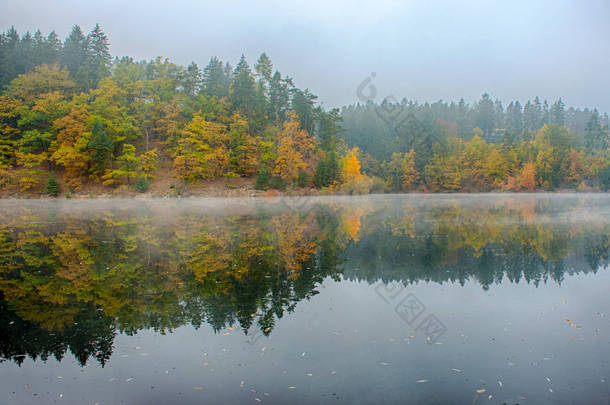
[230,55,256,118]
[45,172,60,196]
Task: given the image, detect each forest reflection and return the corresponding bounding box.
[0,196,608,367]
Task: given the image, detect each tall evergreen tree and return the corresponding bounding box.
[551,98,565,126]
[86,24,111,86]
[182,62,201,97]
[230,55,256,118]
[61,25,88,78]
[202,57,226,98]
[475,93,495,138]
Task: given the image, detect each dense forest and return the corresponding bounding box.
[0,24,609,196]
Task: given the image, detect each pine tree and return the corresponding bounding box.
[87,119,113,176]
[254,52,273,90]
[182,62,201,97]
[230,55,256,119]
[551,98,565,126]
[45,172,60,196]
[61,25,88,78]
[86,24,111,86]
[475,93,495,138]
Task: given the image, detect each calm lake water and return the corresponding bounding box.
[0,194,609,404]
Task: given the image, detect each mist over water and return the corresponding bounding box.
[0,194,609,404]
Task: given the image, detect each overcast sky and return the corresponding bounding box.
[2,0,609,112]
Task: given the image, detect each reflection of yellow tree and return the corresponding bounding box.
[272,214,317,277]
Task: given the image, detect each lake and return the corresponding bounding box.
[0,194,609,404]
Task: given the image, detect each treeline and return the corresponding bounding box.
[0,24,609,195]
[342,95,610,191]
[0,24,345,195]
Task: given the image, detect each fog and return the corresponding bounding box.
[1,0,609,111]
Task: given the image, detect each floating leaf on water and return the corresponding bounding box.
[565,318,572,322]
[204,361,212,366]
[264,393,270,396]
[57,376,63,379]
[548,388,553,393]
[255,398,261,402]
[451,368,462,373]
[135,346,141,350]
[416,379,428,383]
[306,373,313,377]
[476,389,486,394]
[193,387,203,391]
[240,381,245,388]
[125,378,133,382]
[498,381,503,387]
[380,362,390,366]
[331,371,337,375]
[250,389,257,393]
[223,332,230,336]
[546,377,551,383]
[288,386,296,390]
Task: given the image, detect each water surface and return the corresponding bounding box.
[0,194,609,404]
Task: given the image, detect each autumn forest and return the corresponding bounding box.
[1,24,609,197]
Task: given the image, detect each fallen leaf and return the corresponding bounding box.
[476,389,486,394]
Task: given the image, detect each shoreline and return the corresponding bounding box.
[0,189,606,200]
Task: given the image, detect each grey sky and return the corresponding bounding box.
[2,0,609,112]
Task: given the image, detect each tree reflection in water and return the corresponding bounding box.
[0,195,607,366]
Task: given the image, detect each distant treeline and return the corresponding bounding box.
[0,24,609,195]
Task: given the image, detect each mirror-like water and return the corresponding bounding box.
[0,194,609,404]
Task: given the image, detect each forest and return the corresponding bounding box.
[1,24,609,196]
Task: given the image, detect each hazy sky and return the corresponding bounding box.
[2,0,609,112]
